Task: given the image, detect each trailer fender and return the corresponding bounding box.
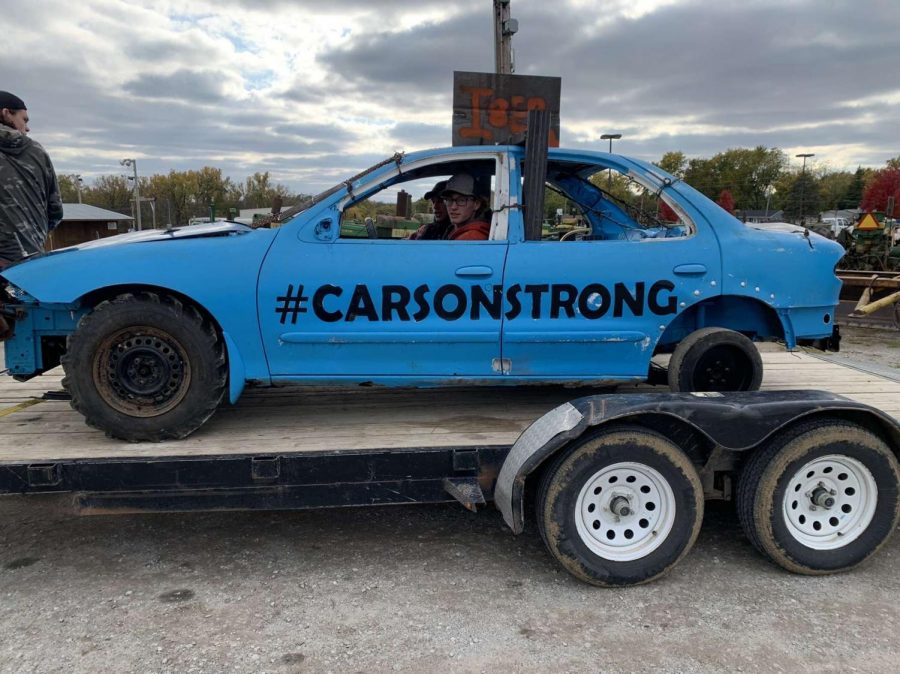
[495,391,900,534]
[222,331,246,404]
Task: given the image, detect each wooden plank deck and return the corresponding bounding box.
[0,350,898,463]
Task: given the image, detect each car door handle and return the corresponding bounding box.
[672,263,707,275]
[455,266,493,278]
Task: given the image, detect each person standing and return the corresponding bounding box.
[0,91,63,269]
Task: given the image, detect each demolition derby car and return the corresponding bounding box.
[0,146,844,440]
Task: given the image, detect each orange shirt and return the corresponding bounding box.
[448,220,491,241]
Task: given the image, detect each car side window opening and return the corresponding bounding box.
[337,159,501,241]
[534,161,694,242]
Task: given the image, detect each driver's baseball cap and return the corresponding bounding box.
[441,173,482,198]
[424,180,448,200]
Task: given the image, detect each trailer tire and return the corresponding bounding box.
[668,327,763,392]
[536,425,703,586]
[736,419,900,574]
[62,292,227,442]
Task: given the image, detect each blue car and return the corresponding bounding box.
[0,146,843,440]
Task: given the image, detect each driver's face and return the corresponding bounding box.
[444,194,478,226]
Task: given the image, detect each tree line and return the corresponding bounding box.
[58,168,301,227]
[544,148,899,223]
[60,150,900,228]
[654,149,899,221]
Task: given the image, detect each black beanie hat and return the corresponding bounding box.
[0,91,26,111]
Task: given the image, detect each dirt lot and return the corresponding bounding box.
[1,326,899,674]
[833,325,900,372]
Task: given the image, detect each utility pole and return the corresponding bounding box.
[796,153,814,226]
[120,158,143,231]
[493,0,517,74]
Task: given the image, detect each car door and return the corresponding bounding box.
[500,157,721,380]
[257,155,512,379]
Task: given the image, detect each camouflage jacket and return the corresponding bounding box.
[0,127,63,263]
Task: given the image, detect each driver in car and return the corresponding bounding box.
[441,173,492,241]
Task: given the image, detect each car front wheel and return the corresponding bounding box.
[62,292,227,442]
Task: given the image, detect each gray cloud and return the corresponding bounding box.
[124,69,229,103]
[8,0,900,199]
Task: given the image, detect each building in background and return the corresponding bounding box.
[47,204,134,250]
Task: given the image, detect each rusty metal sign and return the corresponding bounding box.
[452,71,561,147]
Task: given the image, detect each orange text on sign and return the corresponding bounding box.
[459,86,559,146]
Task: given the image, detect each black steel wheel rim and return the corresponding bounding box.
[94,327,192,417]
[690,344,753,391]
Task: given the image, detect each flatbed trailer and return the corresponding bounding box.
[2,350,900,586]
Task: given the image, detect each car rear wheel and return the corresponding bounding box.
[667,327,763,392]
[62,292,227,442]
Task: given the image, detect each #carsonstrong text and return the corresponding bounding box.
[276,280,678,324]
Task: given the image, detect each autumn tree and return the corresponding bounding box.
[659,200,679,222]
[685,147,786,211]
[242,172,292,210]
[145,171,194,226]
[861,165,900,216]
[193,167,239,216]
[86,175,132,214]
[657,151,687,179]
[717,190,735,214]
[57,174,81,203]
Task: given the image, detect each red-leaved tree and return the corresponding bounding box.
[861,167,900,216]
[717,190,735,214]
[659,201,679,222]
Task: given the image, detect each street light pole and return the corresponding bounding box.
[600,133,622,191]
[120,158,142,231]
[796,153,814,226]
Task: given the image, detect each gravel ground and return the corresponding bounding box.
[2,497,900,674]
[833,325,900,373]
[2,325,899,674]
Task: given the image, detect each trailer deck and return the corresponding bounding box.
[1,349,898,463]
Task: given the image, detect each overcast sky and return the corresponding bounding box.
[5,0,899,195]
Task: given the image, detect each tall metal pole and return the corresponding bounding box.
[796,153,814,226]
[121,159,143,231]
[601,133,622,191]
[132,161,142,231]
[493,0,516,74]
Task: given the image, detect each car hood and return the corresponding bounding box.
[0,220,272,305]
[62,221,252,251]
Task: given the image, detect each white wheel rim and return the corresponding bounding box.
[574,461,677,562]
[782,454,878,550]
